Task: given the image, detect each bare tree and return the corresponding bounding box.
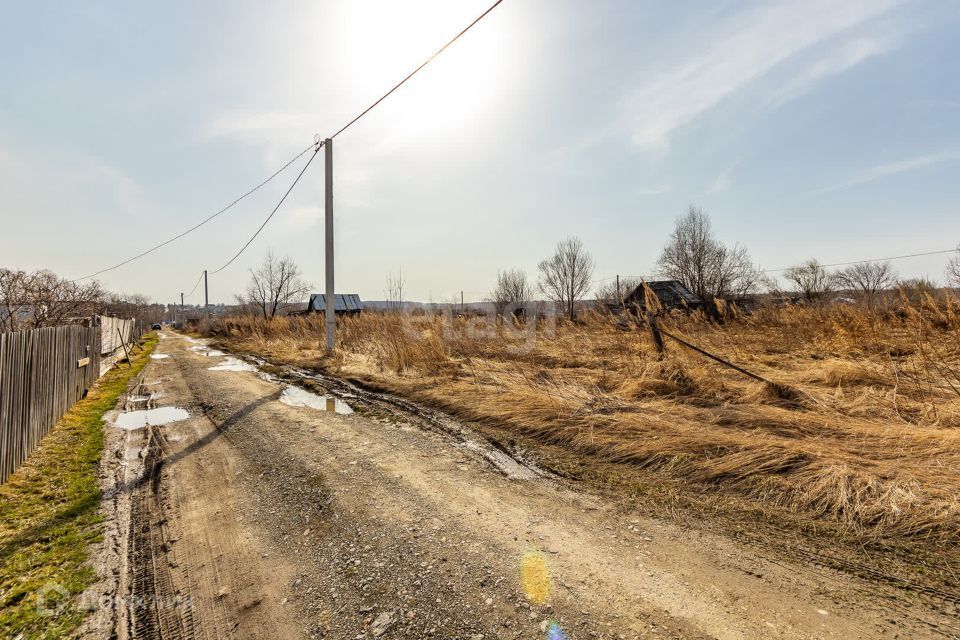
[230,293,258,317]
[784,259,835,302]
[594,276,644,310]
[538,236,595,321]
[897,277,939,306]
[656,207,760,305]
[0,268,28,331]
[488,269,531,318]
[101,292,162,322]
[384,271,406,311]
[834,261,897,307]
[946,246,960,289]
[245,250,311,320]
[0,268,104,331]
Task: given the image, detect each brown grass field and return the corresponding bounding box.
[202,294,960,590]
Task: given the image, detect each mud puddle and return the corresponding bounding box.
[190,345,225,357]
[280,385,353,414]
[208,356,258,372]
[113,406,190,430]
[245,355,546,481]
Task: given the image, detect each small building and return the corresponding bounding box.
[306,293,364,316]
[620,280,703,313]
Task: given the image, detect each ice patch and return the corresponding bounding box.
[280,385,353,414]
[150,354,171,360]
[113,407,190,430]
[208,357,258,372]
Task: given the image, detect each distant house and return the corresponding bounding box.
[305,293,364,316]
[620,280,703,313]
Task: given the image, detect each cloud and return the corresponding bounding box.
[765,36,893,108]
[811,151,960,195]
[707,169,733,194]
[621,0,902,150]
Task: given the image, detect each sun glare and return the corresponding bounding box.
[324,1,524,142]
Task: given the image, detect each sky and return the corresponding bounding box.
[1,0,959,305]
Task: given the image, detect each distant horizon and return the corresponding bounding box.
[2,0,959,304]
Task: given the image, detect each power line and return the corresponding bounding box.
[76,0,507,283]
[329,0,506,140]
[72,143,316,282]
[209,1,509,276]
[763,248,957,273]
[211,144,322,274]
[186,271,205,297]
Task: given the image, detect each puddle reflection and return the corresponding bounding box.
[208,357,257,372]
[279,385,353,414]
[113,407,189,430]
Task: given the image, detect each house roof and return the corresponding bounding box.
[308,294,364,312]
[625,280,702,305]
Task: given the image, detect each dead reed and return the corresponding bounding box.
[203,295,960,541]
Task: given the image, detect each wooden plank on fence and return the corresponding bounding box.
[0,332,8,482]
[0,322,122,484]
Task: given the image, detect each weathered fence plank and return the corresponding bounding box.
[0,322,107,484]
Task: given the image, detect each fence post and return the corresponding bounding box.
[646,313,665,358]
[117,328,132,368]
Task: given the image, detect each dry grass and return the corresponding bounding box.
[203,295,960,544]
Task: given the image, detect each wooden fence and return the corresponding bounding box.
[0,324,101,484]
[99,316,147,355]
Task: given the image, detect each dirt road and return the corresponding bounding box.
[91,329,958,639]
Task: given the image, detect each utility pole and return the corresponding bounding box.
[204,270,209,319]
[461,291,464,315]
[616,274,621,306]
[324,138,335,354]
[180,292,184,323]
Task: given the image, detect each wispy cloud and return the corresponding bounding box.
[621,0,903,150]
[707,168,733,194]
[811,151,960,195]
[765,36,894,108]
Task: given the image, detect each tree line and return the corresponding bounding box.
[0,268,165,332]
[232,206,960,322]
[487,206,960,319]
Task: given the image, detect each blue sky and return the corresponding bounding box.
[1,0,958,304]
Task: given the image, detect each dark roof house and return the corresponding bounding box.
[307,294,364,315]
[621,280,703,311]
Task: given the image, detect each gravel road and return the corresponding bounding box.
[88,329,958,639]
